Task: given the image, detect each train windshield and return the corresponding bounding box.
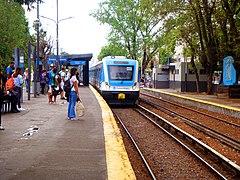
[108,65,133,81]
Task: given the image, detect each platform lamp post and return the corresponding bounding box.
[40,0,74,70]
[33,0,40,98]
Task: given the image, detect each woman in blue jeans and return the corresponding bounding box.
[67,68,79,120]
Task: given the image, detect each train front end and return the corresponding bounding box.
[100,57,140,106]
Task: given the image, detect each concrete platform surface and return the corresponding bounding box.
[0,86,135,180]
[142,88,240,118]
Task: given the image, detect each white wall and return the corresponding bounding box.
[169,62,207,82]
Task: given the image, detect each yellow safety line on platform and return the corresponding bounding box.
[145,88,240,112]
[90,86,136,180]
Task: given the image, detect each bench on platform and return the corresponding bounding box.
[1,100,11,113]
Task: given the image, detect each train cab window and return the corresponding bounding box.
[108,65,133,81]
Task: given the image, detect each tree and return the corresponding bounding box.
[138,0,164,73]
[0,0,30,72]
[39,30,53,70]
[92,0,240,94]
[187,0,240,94]
[31,28,53,70]
[91,0,164,73]
[98,43,128,61]
[92,0,141,60]
[162,0,239,94]
[13,0,43,10]
[158,31,177,65]
[164,3,202,92]
[218,0,240,83]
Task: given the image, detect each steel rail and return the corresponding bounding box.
[112,111,157,180]
[139,97,240,151]
[136,104,240,179]
[141,93,240,128]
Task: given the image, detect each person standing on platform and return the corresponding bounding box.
[23,68,29,92]
[13,67,25,111]
[47,64,55,103]
[67,68,79,120]
[6,60,14,79]
[59,67,66,100]
[51,68,60,104]
[40,70,47,95]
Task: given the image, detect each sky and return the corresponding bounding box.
[25,0,109,62]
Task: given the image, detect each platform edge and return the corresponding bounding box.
[90,85,136,180]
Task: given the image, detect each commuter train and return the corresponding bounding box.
[89,56,140,105]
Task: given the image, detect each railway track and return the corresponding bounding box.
[141,93,240,128]
[114,112,157,180]
[112,106,240,179]
[139,94,240,151]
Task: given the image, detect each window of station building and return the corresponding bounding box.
[175,69,179,74]
[199,69,206,74]
[188,69,194,74]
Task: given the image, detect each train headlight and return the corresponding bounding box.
[105,82,110,89]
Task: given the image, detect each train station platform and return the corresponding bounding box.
[142,88,240,118]
[0,86,136,180]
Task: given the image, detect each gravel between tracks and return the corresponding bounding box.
[140,98,240,166]
[114,108,219,179]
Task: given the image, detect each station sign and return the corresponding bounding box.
[48,58,67,64]
[20,56,24,63]
[48,58,56,64]
[60,58,67,62]
[70,61,86,66]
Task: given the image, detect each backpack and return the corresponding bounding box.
[6,77,15,90]
[63,79,73,100]
[63,79,71,93]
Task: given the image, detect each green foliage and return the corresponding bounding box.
[91,0,164,71]
[91,0,141,60]
[158,0,240,93]
[13,0,43,10]
[0,0,30,72]
[98,43,128,61]
[158,29,178,65]
[92,0,240,93]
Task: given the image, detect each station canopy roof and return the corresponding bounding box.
[60,53,93,66]
[62,53,93,61]
[48,53,93,65]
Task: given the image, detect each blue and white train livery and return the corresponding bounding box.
[89,56,140,105]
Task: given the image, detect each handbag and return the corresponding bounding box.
[76,98,84,117]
